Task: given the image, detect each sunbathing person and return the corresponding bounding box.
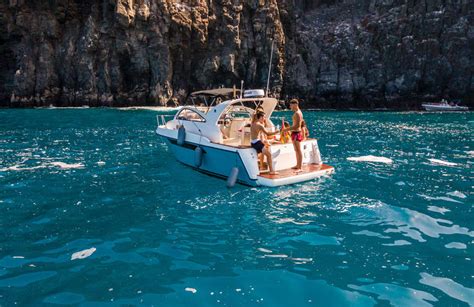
[251,112,279,175]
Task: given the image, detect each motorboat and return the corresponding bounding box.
[422,100,468,111]
[155,88,334,187]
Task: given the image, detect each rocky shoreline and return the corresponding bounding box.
[1,1,472,109]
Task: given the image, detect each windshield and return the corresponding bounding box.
[187,96,223,114]
[219,100,271,123]
[219,105,253,123]
[186,90,238,113]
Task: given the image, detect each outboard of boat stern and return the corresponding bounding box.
[156,88,334,187]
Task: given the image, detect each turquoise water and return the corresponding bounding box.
[0,109,473,306]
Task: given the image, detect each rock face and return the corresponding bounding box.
[0,0,472,108]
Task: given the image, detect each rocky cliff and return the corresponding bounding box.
[0,0,472,108]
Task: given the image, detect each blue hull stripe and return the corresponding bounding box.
[176,161,256,187]
[164,137,257,186]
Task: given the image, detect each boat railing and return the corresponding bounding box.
[156,114,174,127]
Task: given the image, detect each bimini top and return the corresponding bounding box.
[191,88,240,97]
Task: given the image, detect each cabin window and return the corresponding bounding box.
[176,109,206,122]
[220,105,253,121]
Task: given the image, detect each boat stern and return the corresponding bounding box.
[257,164,334,187]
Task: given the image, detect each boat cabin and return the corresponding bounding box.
[171,89,278,147]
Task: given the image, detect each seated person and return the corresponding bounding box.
[255,106,278,142]
[280,121,291,143]
[254,106,272,128]
[251,112,279,175]
[251,110,268,144]
[220,126,229,139]
[255,105,265,114]
[301,120,309,140]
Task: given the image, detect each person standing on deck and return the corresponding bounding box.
[281,99,304,172]
[251,112,279,175]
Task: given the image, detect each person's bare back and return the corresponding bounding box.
[250,122,266,141]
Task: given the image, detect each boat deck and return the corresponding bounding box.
[212,138,318,149]
[259,163,333,179]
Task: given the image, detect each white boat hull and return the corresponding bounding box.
[158,126,333,187]
[155,95,335,187]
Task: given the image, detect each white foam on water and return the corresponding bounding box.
[263,254,288,258]
[0,164,47,172]
[383,240,412,246]
[419,194,463,204]
[466,151,474,157]
[427,206,450,215]
[347,156,393,164]
[97,161,106,166]
[393,125,420,132]
[71,247,96,260]
[118,106,180,111]
[444,242,467,249]
[13,256,25,259]
[0,158,84,172]
[291,257,313,262]
[447,191,467,199]
[273,217,310,225]
[419,273,474,305]
[428,159,458,167]
[50,162,85,169]
[185,287,197,294]
[257,248,272,253]
[41,106,90,109]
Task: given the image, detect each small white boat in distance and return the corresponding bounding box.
[156,88,334,187]
[422,100,468,111]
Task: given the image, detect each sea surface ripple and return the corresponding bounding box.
[0,109,472,306]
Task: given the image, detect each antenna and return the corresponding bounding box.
[266,40,274,97]
[240,80,244,99]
